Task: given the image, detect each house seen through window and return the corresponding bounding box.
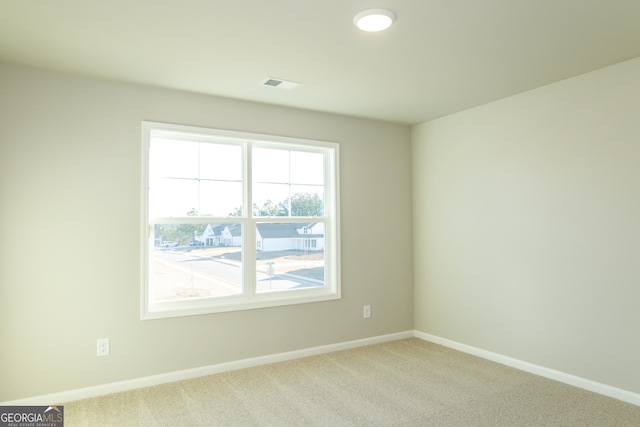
[142,122,340,319]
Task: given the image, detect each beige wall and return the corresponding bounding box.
[412,57,640,393]
[0,64,414,401]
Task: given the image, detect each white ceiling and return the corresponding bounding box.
[1,0,640,125]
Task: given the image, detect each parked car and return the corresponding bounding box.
[162,241,178,247]
[189,240,205,246]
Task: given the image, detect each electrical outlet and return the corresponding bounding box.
[97,338,110,356]
[363,305,371,319]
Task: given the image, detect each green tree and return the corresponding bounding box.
[229,193,323,217]
[256,199,282,216]
[280,192,324,216]
[229,206,242,217]
[156,208,207,244]
[175,208,206,243]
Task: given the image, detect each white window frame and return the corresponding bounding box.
[141,121,340,319]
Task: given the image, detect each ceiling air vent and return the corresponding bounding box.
[259,77,301,91]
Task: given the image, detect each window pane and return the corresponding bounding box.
[150,138,199,179]
[150,138,244,218]
[199,143,242,181]
[255,223,325,293]
[290,151,324,185]
[150,178,199,217]
[151,223,243,302]
[200,180,243,217]
[252,148,326,217]
[252,183,289,216]
[253,147,289,183]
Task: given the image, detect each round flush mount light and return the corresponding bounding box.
[353,9,396,32]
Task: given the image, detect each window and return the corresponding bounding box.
[141,122,340,319]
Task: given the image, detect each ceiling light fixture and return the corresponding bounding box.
[353,9,396,32]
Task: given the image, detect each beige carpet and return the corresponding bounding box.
[64,338,640,426]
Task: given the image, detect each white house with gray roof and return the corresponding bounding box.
[198,222,324,252]
[256,223,324,252]
[199,224,242,247]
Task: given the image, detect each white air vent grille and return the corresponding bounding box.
[259,77,301,90]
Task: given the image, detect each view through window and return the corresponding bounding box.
[142,122,340,318]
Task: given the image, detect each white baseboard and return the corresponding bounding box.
[1,330,414,406]
[413,330,640,407]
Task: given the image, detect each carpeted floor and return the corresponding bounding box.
[64,338,640,426]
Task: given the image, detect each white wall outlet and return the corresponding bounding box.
[363,305,371,319]
[97,338,110,356]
